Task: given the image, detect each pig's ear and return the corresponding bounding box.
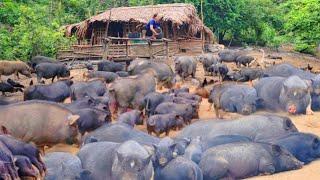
[68,80,74,86]
[80,169,92,180]
[68,115,80,126]
[313,138,319,149]
[256,98,264,105]
[13,157,20,171]
[152,144,158,151]
[169,143,177,151]
[283,118,293,130]
[305,79,312,86]
[283,84,288,92]
[183,138,191,145]
[0,126,9,135]
[271,144,282,156]
[142,155,152,167]
[116,151,125,162]
[13,156,18,164]
[87,136,98,143]
[143,145,155,155]
[87,98,94,105]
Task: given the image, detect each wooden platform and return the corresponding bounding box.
[57,37,204,61]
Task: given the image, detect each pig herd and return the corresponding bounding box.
[0,51,319,180]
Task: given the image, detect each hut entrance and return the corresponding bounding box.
[90,22,124,45]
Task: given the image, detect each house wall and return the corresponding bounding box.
[78,20,205,45]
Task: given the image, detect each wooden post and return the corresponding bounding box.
[173,25,177,40]
[125,39,129,58]
[200,0,205,53]
[103,38,110,59]
[165,40,169,61]
[104,8,112,38]
[103,8,112,60]
[90,29,95,46]
[148,40,153,60]
[164,23,169,38]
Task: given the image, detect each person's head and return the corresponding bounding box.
[153,13,160,22]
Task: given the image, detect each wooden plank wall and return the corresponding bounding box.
[178,39,203,54]
[57,39,204,61]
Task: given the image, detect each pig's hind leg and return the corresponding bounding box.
[306,101,314,115]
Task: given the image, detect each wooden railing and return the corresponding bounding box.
[103,37,173,60]
[57,37,204,61]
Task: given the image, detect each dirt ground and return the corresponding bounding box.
[2,48,320,179]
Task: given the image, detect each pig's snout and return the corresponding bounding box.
[288,104,297,114]
[242,105,252,115]
[242,109,251,115]
[159,157,168,166]
[295,160,304,169]
[104,114,111,123]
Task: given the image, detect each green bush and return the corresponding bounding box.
[282,0,320,54]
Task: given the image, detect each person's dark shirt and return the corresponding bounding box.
[146,18,160,36]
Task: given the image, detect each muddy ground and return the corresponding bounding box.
[2,48,320,179]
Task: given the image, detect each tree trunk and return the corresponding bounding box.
[218,31,226,44]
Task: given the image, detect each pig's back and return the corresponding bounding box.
[0,100,72,142]
[255,77,284,109]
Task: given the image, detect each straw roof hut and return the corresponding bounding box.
[65,3,214,44]
[57,4,216,61]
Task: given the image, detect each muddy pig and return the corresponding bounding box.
[255,76,312,114]
[97,60,124,72]
[199,142,303,179]
[270,132,320,164]
[118,110,144,127]
[0,135,45,175]
[35,63,70,83]
[0,61,32,80]
[155,102,198,124]
[83,70,119,83]
[24,79,73,102]
[0,82,23,95]
[0,100,80,146]
[44,152,88,180]
[73,108,111,135]
[147,114,184,137]
[78,140,153,180]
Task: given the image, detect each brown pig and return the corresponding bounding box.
[0,60,32,80]
[0,100,80,147]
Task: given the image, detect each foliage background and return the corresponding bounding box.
[0,0,319,61]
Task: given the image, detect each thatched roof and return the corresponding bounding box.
[65,3,212,39]
[63,22,81,37]
[204,26,216,43]
[91,4,203,27]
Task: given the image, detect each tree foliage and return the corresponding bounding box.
[0,0,319,61]
[282,0,320,54]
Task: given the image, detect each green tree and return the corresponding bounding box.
[0,0,319,60]
[282,0,320,54]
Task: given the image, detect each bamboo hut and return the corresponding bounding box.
[58,3,215,61]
